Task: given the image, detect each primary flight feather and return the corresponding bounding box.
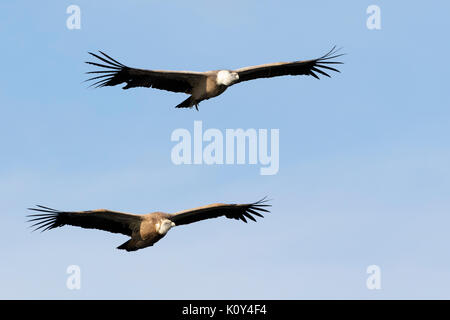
[27,198,271,251]
[85,47,344,110]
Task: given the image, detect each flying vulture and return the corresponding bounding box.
[85,47,344,110]
[27,198,271,251]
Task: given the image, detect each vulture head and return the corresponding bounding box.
[216,70,239,86]
[157,219,176,235]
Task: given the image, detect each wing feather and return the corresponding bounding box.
[85,51,206,93]
[169,198,271,226]
[234,46,344,84]
[27,206,143,236]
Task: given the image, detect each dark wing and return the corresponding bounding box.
[85,51,206,93]
[27,205,143,236]
[169,198,271,226]
[234,46,344,84]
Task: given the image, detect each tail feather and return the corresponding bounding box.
[175,96,195,109]
[117,239,136,251]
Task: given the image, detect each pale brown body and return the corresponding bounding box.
[177,70,233,109]
[191,71,228,101]
[118,212,173,251]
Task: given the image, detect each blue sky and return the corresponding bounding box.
[1,0,449,299]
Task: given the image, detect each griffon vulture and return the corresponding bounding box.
[85,47,343,110]
[27,198,270,251]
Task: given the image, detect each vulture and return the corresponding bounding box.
[27,198,271,251]
[85,47,343,110]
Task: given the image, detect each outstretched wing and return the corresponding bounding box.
[85,51,206,93]
[234,46,344,83]
[27,205,143,236]
[169,198,271,226]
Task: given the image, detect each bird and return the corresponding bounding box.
[85,47,344,110]
[27,198,271,251]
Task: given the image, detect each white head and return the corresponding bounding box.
[157,219,176,235]
[216,70,239,86]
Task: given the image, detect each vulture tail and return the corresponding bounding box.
[175,96,194,108]
[175,96,198,110]
[117,239,137,251]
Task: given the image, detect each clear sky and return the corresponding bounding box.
[1,0,449,299]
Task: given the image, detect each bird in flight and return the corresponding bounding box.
[27,198,271,251]
[85,47,343,110]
